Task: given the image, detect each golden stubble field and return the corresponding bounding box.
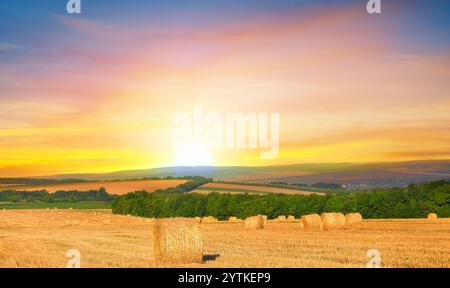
[0,210,449,268]
[194,183,324,195]
[13,179,187,195]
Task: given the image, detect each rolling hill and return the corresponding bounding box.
[22,160,450,189]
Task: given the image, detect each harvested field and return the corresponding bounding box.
[193,183,325,195]
[8,180,187,195]
[1,210,449,268]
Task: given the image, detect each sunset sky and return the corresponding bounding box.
[1,0,450,177]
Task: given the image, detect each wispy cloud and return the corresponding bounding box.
[0,43,18,51]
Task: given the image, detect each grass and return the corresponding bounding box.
[0,209,449,268]
[0,201,111,210]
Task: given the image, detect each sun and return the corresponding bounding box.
[173,143,214,166]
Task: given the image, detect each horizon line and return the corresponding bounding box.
[5,158,450,179]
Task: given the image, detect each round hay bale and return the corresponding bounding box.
[245,215,264,230]
[321,212,346,231]
[152,218,203,265]
[287,215,295,222]
[300,214,322,230]
[201,216,218,223]
[228,216,239,222]
[261,215,268,225]
[427,213,438,220]
[345,213,363,225]
[275,215,287,222]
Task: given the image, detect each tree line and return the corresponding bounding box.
[112,179,450,219]
[0,188,114,203]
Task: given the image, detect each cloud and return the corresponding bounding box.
[56,15,123,40]
[384,151,450,159]
[0,43,18,51]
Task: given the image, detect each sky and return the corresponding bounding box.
[0,0,450,177]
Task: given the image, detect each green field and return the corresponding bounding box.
[0,201,111,210]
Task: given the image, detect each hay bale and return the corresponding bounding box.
[152,218,203,265]
[345,213,363,225]
[193,217,202,223]
[427,213,438,220]
[300,214,322,230]
[287,215,295,222]
[321,212,346,231]
[201,216,218,223]
[275,215,287,222]
[261,215,268,225]
[245,215,264,230]
[228,216,239,222]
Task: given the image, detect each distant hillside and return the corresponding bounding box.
[26,160,450,189]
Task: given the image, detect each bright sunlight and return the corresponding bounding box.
[172,143,214,166]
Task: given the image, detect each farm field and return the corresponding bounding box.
[0,201,112,210]
[193,182,325,195]
[1,210,449,268]
[8,179,187,195]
